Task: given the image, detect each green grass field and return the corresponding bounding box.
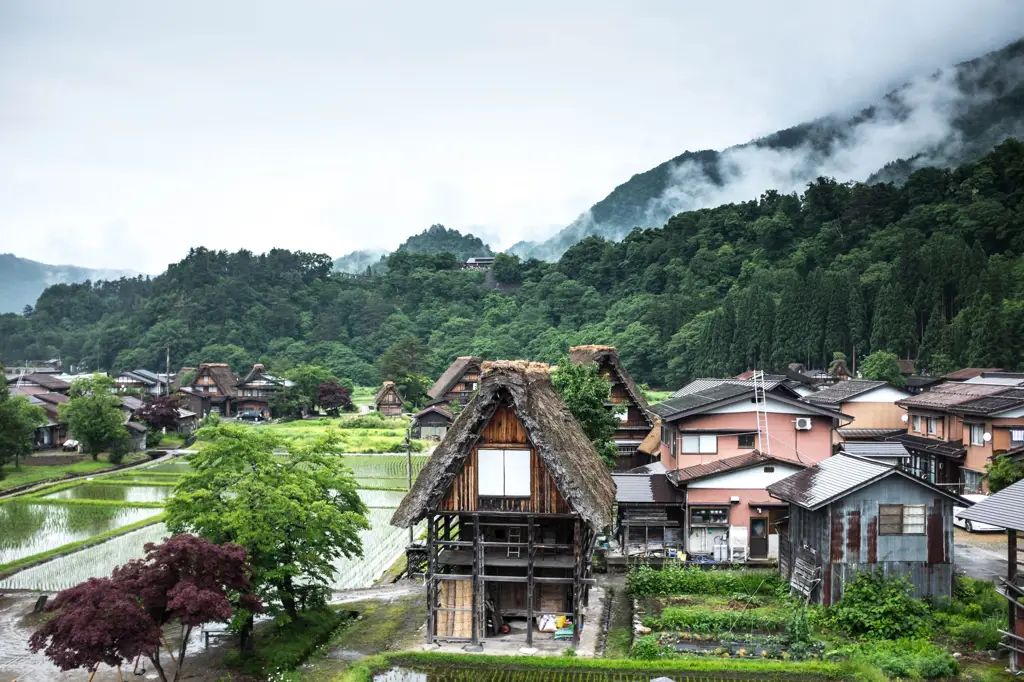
[352,386,376,407]
[644,389,673,403]
[252,416,429,453]
[0,453,149,492]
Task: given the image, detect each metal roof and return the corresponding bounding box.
[943,368,1003,380]
[805,380,890,405]
[954,390,1024,416]
[650,383,751,418]
[612,470,684,504]
[668,450,806,485]
[840,442,910,459]
[897,382,1008,410]
[957,479,1024,531]
[767,453,969,511]
[838,427,906,439]
[671,377,786,399]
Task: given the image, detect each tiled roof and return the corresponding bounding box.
[943,368,1002,380]
[955,390,1024,416]
[888,433,966,459]
[413,405,453,421]
[805,380,889,405]
[768,453,967,511]
[838,427,906,439]
[22,373,71,391]
[668,451,806,485]
[897,382,1008,409]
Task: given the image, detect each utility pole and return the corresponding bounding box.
[165,345,171,396]
[405,417,417,544]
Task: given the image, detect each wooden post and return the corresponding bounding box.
[87,663,99,682]
[572,516,582,648]
[471,512,480,646]
[426,514,436,644]
[526,515,535,647]
[1011,529,1019,671]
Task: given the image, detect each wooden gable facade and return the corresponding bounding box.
[375,381,404,417]
[439,403,571,516]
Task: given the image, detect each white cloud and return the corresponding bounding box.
[1,1,1023,270]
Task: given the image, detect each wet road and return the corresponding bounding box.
[955,527,1007,581]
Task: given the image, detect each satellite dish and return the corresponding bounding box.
[983,432,992,442]
[901,414,909,423]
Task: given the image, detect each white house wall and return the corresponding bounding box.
[687,462,805,489]
[846,386,912,403]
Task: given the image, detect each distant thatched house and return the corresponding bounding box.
[392,361,615,648]
[375,381,404,417]
[427,356,483,405]
[568,345,655,470]
[179,363,238,417]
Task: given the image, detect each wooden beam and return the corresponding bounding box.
[572,516,581,648]
[426,514,436,644]
[1011,528,1019,669]
[471,512,480,645]
[526,515,535,647]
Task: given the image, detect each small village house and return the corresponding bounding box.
[892,373,1024,493]
[10,387,69,450]
[611,461,685,558]
[8,372,71,396]
[805,379,912,445]
[113,369,171,396]
[427,356,483,406]
[392,361,615,648]
[648,378,848,561]
[412,404,454,440]
[956,481,1024,671]
[179,363,238,417]
[375,381,404,417]
[568,345,655,471]
[234,363,293,419]
[768,453,970,606]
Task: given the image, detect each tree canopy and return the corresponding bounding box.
[0,366,46,475]
[59,375,129,459]
[551,359,619,467]
[4,140,1024,387]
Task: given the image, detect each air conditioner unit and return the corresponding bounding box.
[795,417,813,431]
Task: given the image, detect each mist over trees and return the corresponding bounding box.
[3,140,1024,388]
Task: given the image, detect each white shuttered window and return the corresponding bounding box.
[477,449,531,497]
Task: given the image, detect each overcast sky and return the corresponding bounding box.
[2,2,1023,273]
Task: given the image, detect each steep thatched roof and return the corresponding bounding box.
[196,363,237,396]
[375,380,403,405]
[637,418,662,456]
[427,356,482,400]
[391,360,616,529]
[568,345,650,416]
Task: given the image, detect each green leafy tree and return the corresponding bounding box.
[551,359,619,467]
[165,423,369,643]
[986,455,1024,493]
[286,364,339,413]
[0,368,47,476]
[59,375,130,460]
[859,350,906,387]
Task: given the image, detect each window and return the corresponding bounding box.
[970,424,985,447]
[927,418,938,435]
[690,507,729,525]
[763,466,775,473]
[962,468,984,494]
[682,435,717,454]
[912,415,922,433]
[738,434,756,448]
[1012,429,1024,447]
[477,449,531,497]
[879,504,926,535]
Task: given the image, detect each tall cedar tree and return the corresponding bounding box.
[551,359,619,467]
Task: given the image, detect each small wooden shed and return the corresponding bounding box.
[768,453,970,606]
[413,405,454,440]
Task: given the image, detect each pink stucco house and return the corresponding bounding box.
[647,379,849,561]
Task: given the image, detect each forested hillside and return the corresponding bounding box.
[511,37,1024,260]
[2,140,1023,389]
[332,224,493,275]
[0,254,136,315]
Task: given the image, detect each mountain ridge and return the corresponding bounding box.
[0,253,137,314]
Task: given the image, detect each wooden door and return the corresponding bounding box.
[749,517,769,559]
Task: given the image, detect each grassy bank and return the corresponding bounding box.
[334,651,847,681]
[0,454,143,492]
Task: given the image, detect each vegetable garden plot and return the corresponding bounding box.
[0,502,162,565]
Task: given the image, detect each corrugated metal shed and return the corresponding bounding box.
[958,479,1024,531]
[805,380,887,405]
[768,453,969,511]
[840,442,910,459]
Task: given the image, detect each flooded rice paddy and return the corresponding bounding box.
[1,455,422,592]
[43,483,173,503]
[371,668,826,681]
[0,503,162,565]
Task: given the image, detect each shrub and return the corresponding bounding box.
[824,570,929,639]
[950,615,1003,651]
[829,640,957,680]
[952,576,1005,618]
[646,606,788,634]
[630,634,667,660]
[628,564,782,597]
